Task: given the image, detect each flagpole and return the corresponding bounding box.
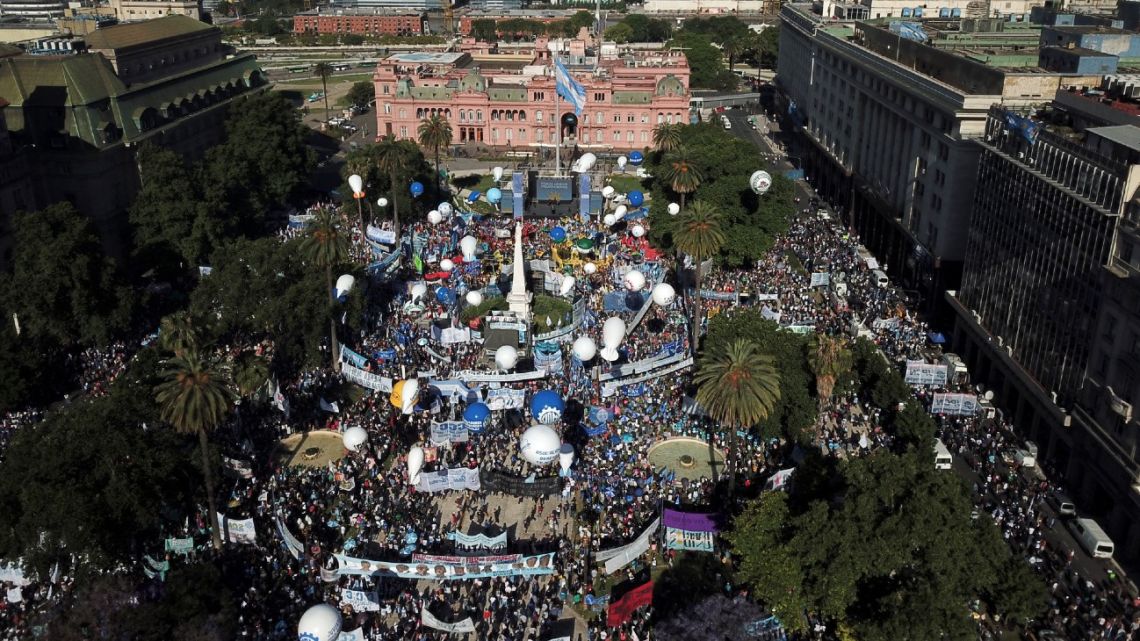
[555,67,562,178]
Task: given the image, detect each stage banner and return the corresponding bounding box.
[275,517,305,560]
[341,362,393,393]
[340,589,381,612]
[598,517,660,575]
[339,345,369,369]
[430,421,470,445]
[413,553,519,565]
[579,173,591,222]
[485,388,526,410]
[217,514,257,545]
[480,469,562,497]
[417,467,482,493]
[446,531,508,551]
[904,361,949,387]
[422,607,477,633]
[931,393,980,416]
[607,581,654,627]
[334,552,555,580]
[663,509,718,552]
[164,537,194,556]
[512,172,525,220]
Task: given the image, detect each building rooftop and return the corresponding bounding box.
[85,14,212,51]
[295,7,423,15]
[1047,24,1132,34]
[387,51,467,65]
[1087,124,1140,153]
[1041,45,1117,57]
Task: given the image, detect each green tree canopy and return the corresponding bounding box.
[668,32,735,90]
[130,144,218,274]
[346,81,374,108]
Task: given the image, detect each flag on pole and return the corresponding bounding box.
[553,58,586,116]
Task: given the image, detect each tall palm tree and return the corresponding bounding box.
[660,148,703,209]
[723,36,742,72]
[418,115,453,192]
[233,352,271,399]
[299,208,349,372]
[694,338,781,498]
[652,123,682,154]
[374,135,407,239]
[806,333,853,411]
[155,350,236,550]
[159,310,199,358]
[314,62,333,123]
[673,201,724,351]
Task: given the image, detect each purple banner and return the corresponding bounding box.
[662,509,719,533]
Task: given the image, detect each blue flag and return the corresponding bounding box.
[554,58,586,116]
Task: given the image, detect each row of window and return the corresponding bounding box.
[394,106,684,126]
[395,125,651,144]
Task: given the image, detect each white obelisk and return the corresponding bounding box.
[506,221,532,317]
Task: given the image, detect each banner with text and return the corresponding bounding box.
[217,514,257,545]
[341,362,393,393]
[340,589,381,612]
[480,469,561,497]
[904,361,949,387]
[417,467,482,493]
[446,530,508,551]
[430,421,470,445]
[334,552,556,580]
[598,517,660,575]
[422,607,477,633]
[662,509,718,552]
[931,393,980,416]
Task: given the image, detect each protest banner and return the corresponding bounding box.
[340,589,381,612]
[333,552,556,580]
[164,537,194,556]
[430,421,470,445]
[275,518,305,560]
[341,362,393,393]
[763,467,796,492]
[607,581,654,627]
[221,456,253,479]
[413,553,518,565]
[662,509,718,552]
[339,345,369,369]
[480,469,561,497]
[445,531,508,551]
[421,607,477,633]
[485,388,526,410]
[931,393,980,416]
[809,272,830,287]
[597,517,660,575]
[904,361,949,387]
[217,513,257,545]
[416,468,482,493]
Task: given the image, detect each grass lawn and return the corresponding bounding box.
[452,174,500,193]
[606,174,645,194]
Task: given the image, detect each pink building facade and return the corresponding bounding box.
[372,39,691,152]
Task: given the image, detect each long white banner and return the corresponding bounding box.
[275,517,304,560]
[601,357,694,398]
[341,589,381,612]
[447,530,507,550]
[417,467,482,493]
[597,517,660,575]
[421,606,477,633]
[217,513,256,545]
[430,421,469,445]
[334,552,556,580]
[341,362,394,393]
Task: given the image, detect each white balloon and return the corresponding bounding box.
[460,235,478,261]
[631,224,646,238]
[492,166,504,181]
[438,202,453,217]
[377,197,389,208]
[600,316,626,362]
[466,290,484,306]
[617,156,628,168]
[335,274,355,299]
[342,426,368,452]
[601,185,616,198]
[427,210,442,225]
[559,276,576,297]
[400,379,419,414]
[667,202,680,216]
[623,270,646,292]
[298,604,342,641]
[573,152,597,173]
[614,205,628,221]
[495,345,519,371]
[558,443,575,473]
[440,258,454,272]
[583,262,597,275]
[348,174,364,196]
[652,282,676,307]
[603,214,616,227]
[410,282,428,302]
[749,169,773,195]
[519,424,561,466]
[407,446,425,485]
[572,335,597,361]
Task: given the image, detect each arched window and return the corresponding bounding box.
[519,111,526,121]
[477,110,483,121]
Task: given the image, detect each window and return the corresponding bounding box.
[641,113,648,123]
[384,104,392,114]
[477,110,483,121]
[536,110,543,122]
[627,131,634,142]
[534,91,545,101]
[537,128,544,142]
[657,113,664,124]
[640,131,648,143]
[460,110,466,122]
[596,112,603,125]
[627,114,635,123]
[399,109,406,119]
[938,142,949,161]
[613,130,620,141]
[519,128,526,141]
[399,126,408,137]
[596,130,604,143]
[594,92,605,102]
[613,113,621,123]
[934,169,945,186]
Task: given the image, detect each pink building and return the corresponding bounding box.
[372,37,691,151]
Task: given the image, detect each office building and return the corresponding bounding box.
[0,96,33,266]
[0,0,65,21]
[293,8,424,36]
[947,107,1140,561]
[373,38,690,150]
[328,0,444,11]
[108,0,202,22]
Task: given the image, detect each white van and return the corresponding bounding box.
[1069,518,1114,559]
[933,438,953,470]
[871,269,889,288]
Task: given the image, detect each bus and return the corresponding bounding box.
[287,66,309,74]
[332,63,351,72]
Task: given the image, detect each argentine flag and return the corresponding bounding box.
[554,58,586,116]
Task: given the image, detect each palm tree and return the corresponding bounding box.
[673,201,724,351]
[723,36,742,72]
[418,115,453,192]
[314,62,333,123]
[159,310,199,358]
[694,338,781,498]
[233,352,271,399]
[652,123,682,154]
[154,350,236,550]
[660,148,703,209]
[299,208,349,372]
[806,333,853,411]
[375,135,407,239]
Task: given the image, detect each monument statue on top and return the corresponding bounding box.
[506,221,532,318]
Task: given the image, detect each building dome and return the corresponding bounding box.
[655,74,684,97]
[460,69,487,93]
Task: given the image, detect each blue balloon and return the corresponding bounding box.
[530,390,565,425]
[435,287,454,304]
[410,181,425,197]
[627,190,644,207]
[628,151,644,165]
[487,187,503,204]
[464,402,491,432]
[550,226,567,243]
[467,190,481,203]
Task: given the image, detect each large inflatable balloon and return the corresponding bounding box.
[558,443,575,474]
[487,188,503,204]
[667,202,681,216]
[495,345,518,371]
[466,290,484,306]
[492,166,504,181]
[410,181,424,197]
[342,426,368,452]
[335,274,355,301]
[749,170,773,195]
[438,202,453,217]
[440,258,454,272]
[427,210,443,225]
[614,205,628,221]
[572,335,597,361]
[407,446,425,485]
[583,262,597,275]
[410,282,428,302]
[572,153,597,173]
[298,604,342,641]
[435,287,454,305]
[559,276,576,297]
[460,235,478,261]
[617,156,627,169]
[519,424,561,466]
[600,317,627,362]
[631,224,646,238]
[390,379,420,414]
[463,402,491,432]
[550,226,567,243]
[348,174,364,197]
[628,151,644,165]
[627,190,645,207]
[652,282,676,307]
[601,185,615,198]
[530,390,565,425]
[603,214,616,227]
[624,270,646,292]
[377,197,389,208]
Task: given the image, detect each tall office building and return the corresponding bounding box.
[948,107,1140,559]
